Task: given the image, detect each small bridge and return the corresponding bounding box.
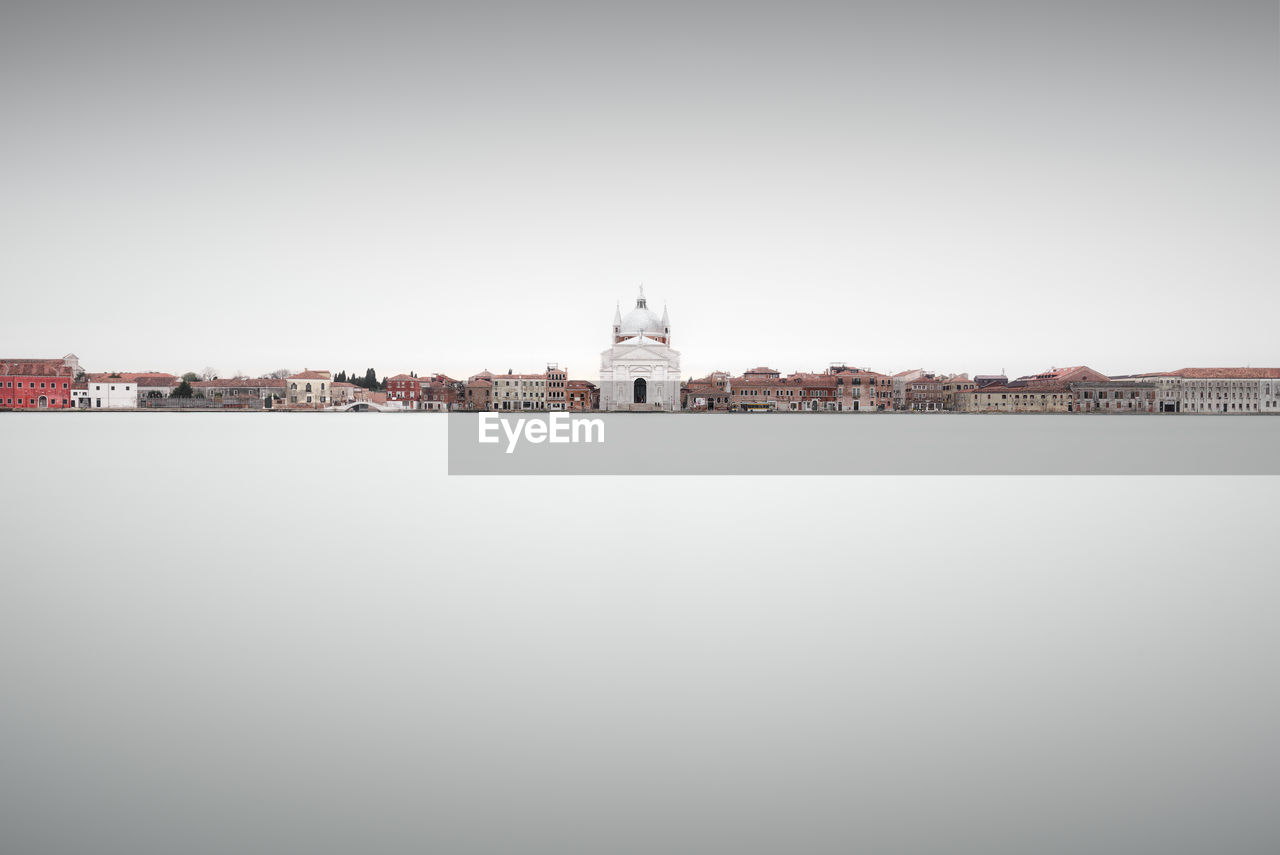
[328,401,399,413]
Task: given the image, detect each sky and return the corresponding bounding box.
[2,0,1276,381]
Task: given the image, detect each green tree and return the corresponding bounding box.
[182,372,199,383]
[173,379,194,398]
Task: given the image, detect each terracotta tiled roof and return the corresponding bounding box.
[1016,366,1103,382]
[134,374,180,386]
[2,360,74,377]
[967,381,1075,394]
[1168,367,1280,379]
[193,378,287,389]
[1073,380,1156,388]
[287,370,331,380]
[386,374,418,382]
[82,372,177,383]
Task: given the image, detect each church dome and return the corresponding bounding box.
[617,287,665,336]
[620,306,662,335]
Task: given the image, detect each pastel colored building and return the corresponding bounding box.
[490,372,547,411]
[286,370,332,408]
[827,365,892,412]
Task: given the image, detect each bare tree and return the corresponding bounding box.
[269,368,291,379]
[202,367,218,381]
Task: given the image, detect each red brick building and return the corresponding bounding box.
[566,380,599,411]
[385,374,421,408]
[729,369,843,411]
[682,371,731,411]
[1,358,75,409]
[419,374,464,411]
[464,378,492,411]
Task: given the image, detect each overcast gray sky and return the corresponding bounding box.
[2,0,1275,380]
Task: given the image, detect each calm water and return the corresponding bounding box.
[3,414,1279,854]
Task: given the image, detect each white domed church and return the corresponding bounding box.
[599,287,682,411]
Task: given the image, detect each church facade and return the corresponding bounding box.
[599,288,682,411]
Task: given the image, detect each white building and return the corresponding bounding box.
[88,380,135,408]
[70,383,91,408]
[1140,368,1280,413]
[86,374,138,409]
[600,288,681,412]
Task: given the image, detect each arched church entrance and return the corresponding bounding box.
[633,378,647,404]
[38,395,48,409]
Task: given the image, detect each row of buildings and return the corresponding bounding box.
[3,292,1278,414]
[0,359,389,411]
[6,358,1277,416]
[683,364,1280,414]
